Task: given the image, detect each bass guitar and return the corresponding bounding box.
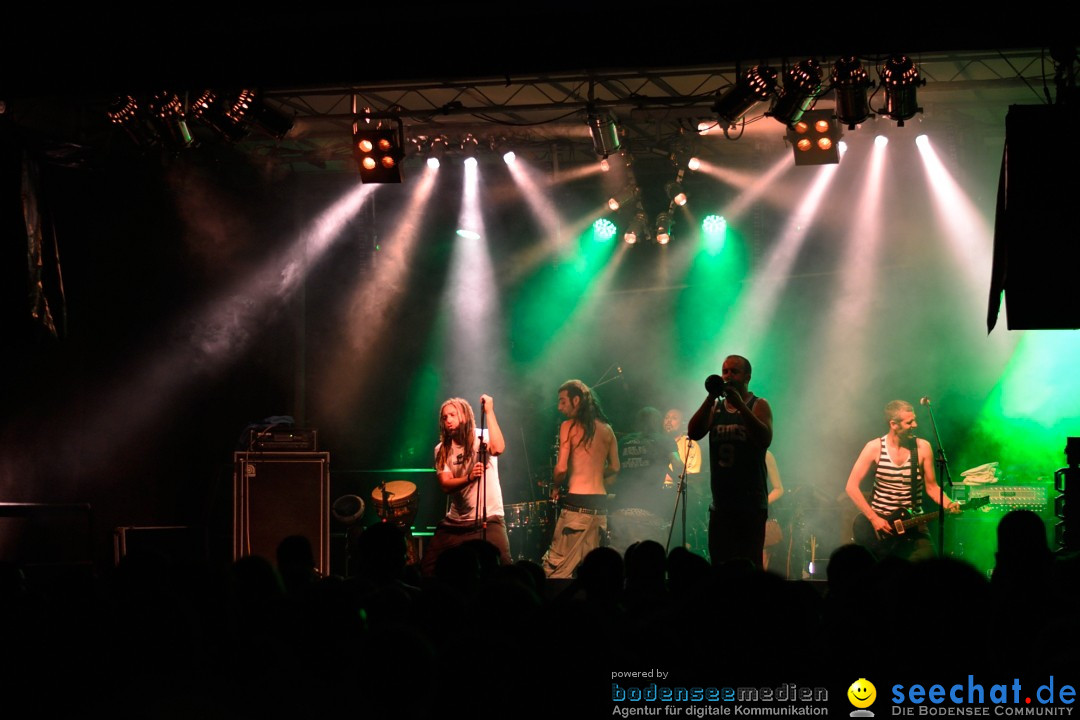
[852,496,990,554]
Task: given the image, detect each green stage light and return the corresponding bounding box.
[703,214,727,252]
[593,218,617,241]
[703,214,726,235]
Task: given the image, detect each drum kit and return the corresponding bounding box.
[504,497,555,563]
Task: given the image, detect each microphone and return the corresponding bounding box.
[920,397,931,406]
[705,374,726,397]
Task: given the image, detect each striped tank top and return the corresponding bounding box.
[870,435,922,516]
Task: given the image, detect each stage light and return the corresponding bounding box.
[587,110,621,158]
[655,212,671,244]
[713,65,778,127]
[875,135,889,148]
[703,214,726,235]
[606,185,639,212]
[787,109,840,165]
[878,54,925,126]
[353,123,404,183]
[593,218,617,241]
[227,89,294,140]
[832,56,873,130]
[687,157,701,171]
[770,59,823,127]
[189,90,249,142]
[456,229,481,240]
[600,158,611,172]
[503,151,516,164]
[915,134,930,149]
[146,92,194,151]
[461,133,480,165]
[666,181,688,206]
[426,135,448,169]
[622,212,646,245]
[703,214,727,253]
[107,95,157,148]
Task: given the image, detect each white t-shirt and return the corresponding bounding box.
[435,428,504,521]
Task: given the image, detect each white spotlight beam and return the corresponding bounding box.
[721,162,840,356]
[915,136,995,293]
[49,182,378,478]
[317,168,439,420]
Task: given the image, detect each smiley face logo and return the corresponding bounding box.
[848,678,877,709]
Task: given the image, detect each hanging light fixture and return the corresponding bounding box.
[878,54,925,126]
[587,109,621,158]
[770,59,823,127]
[832,57,874,129]
[713,65,778,128]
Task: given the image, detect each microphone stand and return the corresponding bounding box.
[477,399,489,542]
[921,399,952,557]
[665,428,695,554]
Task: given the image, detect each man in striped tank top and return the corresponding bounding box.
[845,399,960,560]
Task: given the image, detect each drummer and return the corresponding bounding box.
[420,394,511,576]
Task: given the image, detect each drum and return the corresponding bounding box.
[505,500,556,562]
[504,500,552,529]
[371,481,419,527]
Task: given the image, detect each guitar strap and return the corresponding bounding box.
[908,436,923,511]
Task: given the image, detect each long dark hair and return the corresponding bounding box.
[559,379,607,449]
[436,397,476,474]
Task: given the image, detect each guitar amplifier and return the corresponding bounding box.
[954,484,1049,512]
[243,427,317,452]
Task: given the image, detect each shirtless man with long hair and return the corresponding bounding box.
[542,379,619,578]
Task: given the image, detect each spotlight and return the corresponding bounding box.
[353,121,404,183]
[492,138,516,164]
[702,214,726,236]
[915,134,930,149]
[624,211,647,245]
[787,109,841,165]
[227,89,294,140]
[587,110,621,158]
[687,157,701,171]
[666,181,688,207]
[593,218,617,241]
[146,92,194,151]
[107,95,157,148]
[770,59,823,127]
[655,212,671,245]
[832,56,873,130]
[600,157,611,172]
[713,65,778,127]
[461,133,480,164]
[427,135,449,169]
[606,185,639,212]
[189,90,249,142]
[703,214,727,252]
[878,54,925,126]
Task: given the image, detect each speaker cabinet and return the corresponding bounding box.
[233,452,330,575]
[995,104,1080,329]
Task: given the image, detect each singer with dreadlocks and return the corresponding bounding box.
[421,394,510,577]
[542,379,620,578]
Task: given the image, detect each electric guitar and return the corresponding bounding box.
[852,496,990,554]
